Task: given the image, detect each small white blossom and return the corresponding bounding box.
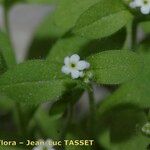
[61,54,90,79]
[33,139,55,150]
[130,0,150,14]
[142,122,150,135]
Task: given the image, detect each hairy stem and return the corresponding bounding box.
[88,85,96,141]
[131,19,138,51]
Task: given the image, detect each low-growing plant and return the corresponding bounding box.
[0,0,150,150]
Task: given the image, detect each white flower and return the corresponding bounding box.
[129,0,150,14]
[61,54,90,79]
[142,122,150,135]
[33,139,55,150]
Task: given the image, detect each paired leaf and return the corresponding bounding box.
[0,60,74,104]
[88,50,142,84]
[0,31,16,68]
[73,0,133,39]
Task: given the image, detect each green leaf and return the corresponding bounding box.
[47,29,126,62]
[88,50,142,84]
[0,52,7,75]
[0,31,16,68]
[35,14,66,39]
[47,36,89,63]
[54,0,100,32]
[0,60,74,104]
[111,134,149,150]
[98,54,150,114]
[31,0,66,39]
[49,87,83,117]
[98,108,149,150]
[2,0,25,9]
[140,21,150,33]
[26,0,58,4]
[110,109,149,150]
[34,107,62,139]
[0,147,25,150]
[73,0,133,39]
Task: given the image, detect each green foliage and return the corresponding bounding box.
[47,36,89,62]
[0,52,7,75]
[88,50,142,84]
[73,0,133,39]
[98,53,150,114]
[140,21,150,33]
[26,0,58,4]
[0,147,25,150]
[0,60,74,104]
[0,31,16,68]
[34,107,62,139]
[110,109,149,150]
[65,133,91,150]
[54,0,100,32]
[0,0,149,149]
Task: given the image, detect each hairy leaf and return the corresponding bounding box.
[88,50,142,84]
[73,0,133,39]
[98,54,150,114]
[0,60,74,104]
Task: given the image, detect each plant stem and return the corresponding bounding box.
[61,104,73,148]
[3,5,10,36]
[88,84,96,137]
[131,19,138,51]
[123,21,132,50]
[123,19,138,51]
[15,103,27,136]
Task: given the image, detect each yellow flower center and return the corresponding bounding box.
[70,63,76,68]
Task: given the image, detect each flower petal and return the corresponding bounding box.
[45,139,53,148]
[61,66,70,74]
[32,145,43,150]
[77,61,90,70]
[48,148,55,150]
[71,70,80,79]
[64,56,70,65]
[70,54,80,63]
[129,1,137,8]
[141,5,150,14]
[79,71,85,77]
